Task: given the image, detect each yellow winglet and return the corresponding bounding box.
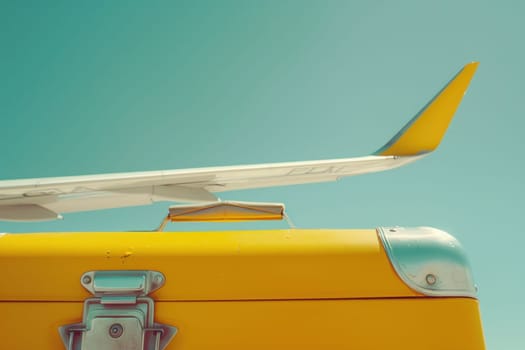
[375,62,479,156]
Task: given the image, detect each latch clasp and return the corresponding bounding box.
[59,270,177,350]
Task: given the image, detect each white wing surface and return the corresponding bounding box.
[0,63,478,221]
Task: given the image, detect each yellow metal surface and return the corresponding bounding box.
[377,62,478,156]
[0,298,484,349]
[0,229,485,348]
[0,229,419,301]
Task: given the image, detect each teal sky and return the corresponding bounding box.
[1,1,523,347]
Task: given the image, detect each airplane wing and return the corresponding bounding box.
[0,62,478,221]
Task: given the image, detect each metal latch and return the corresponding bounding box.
[59,270,177,350]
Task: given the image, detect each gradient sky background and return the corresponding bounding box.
[1,1,523,348]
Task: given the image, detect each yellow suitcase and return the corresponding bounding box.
[0,225,484,349]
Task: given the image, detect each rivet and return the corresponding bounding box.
[426,273,437,285]
[109,323,124,338]
[82,275,92,284]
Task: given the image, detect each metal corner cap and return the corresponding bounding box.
[377,227,477,298]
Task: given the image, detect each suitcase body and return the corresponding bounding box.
[0,227,485,349]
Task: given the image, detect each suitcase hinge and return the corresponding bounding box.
[59,270,177,350]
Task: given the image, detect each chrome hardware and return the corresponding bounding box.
[59,270,177,350]
[377,227,477,297]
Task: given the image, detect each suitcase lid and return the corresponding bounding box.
[0,228,475,302]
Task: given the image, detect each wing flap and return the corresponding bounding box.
[0,204,61,221]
